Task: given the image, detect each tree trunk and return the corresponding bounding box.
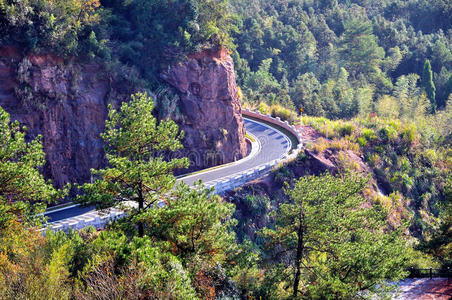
[293,210,304,298]
[138,187,144,237]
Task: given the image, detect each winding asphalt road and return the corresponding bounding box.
[45,117,292,224]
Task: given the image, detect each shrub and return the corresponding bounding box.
[336,151,360,172]
[336,123,356,137]
[375,146,385,153]
[330,138,359,152]
[401,125,417,145]
[258,102,269,114]
[366,153,380,167]
[319,122,340,139]
[379,126,398,142]
[357,136,367,147]
[310,138,330,154]
[361,128,377,142]
[270,104,298,124]
[243,195,270,216]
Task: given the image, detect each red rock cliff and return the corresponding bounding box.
[160,49,247,170]
[0,47,247,187]
[0,47,110,188]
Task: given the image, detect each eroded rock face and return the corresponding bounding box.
[161,48,247,171]
[0,47,110,188]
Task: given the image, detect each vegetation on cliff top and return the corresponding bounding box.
[0,0,233,86]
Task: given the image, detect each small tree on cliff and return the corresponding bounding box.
[0,106,66,228]
[77,92,189,237]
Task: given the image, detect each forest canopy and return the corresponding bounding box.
[1,0,450,102]
[230,0,452,119]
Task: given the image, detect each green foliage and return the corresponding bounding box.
[4,0,451,113]
[303,111,450,240]
[260,172,410,299]
[230,0,452,120]
[362,128,378,142]
[100,0,234,85]
[138,183,236,265]
[338,20,386,79]
[0,0,451,297]
[72,183,237,298]
[0,219,72,299]
[418,174,452,268]
[244,58,281,104]
[1,0,234,88]
[76,92,188,236]
[422,59,437,112]
[81,235,198,299]
[0,0,106,56]
[257,102,298,123]
[0,106,66,228]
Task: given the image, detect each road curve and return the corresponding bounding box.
[179,118,291,186]
[45,117,292,224]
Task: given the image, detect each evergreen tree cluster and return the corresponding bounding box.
[229,0,452,118]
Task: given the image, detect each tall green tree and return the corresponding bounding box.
[0,106,65,228]
[244,58,281,104]
[261,172,410,299]
[136,182,238,297]
[421,59,437,112]
[76,93,189,237]
[338,20,385,79]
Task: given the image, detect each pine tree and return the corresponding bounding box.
[261,172,410,298]
[138,182,236,264]
[422,59,437,112]
[338,20,385,78]
[77,93,189,237]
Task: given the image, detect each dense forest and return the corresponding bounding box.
[0,0,451,299]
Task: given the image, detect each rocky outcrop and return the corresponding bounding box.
[161,48,247,171]
[0,47,110,188]
[0,46,247,187]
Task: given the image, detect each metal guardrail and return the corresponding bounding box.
[408,268,452,278]
[206,111,303,194]
[242,108,303,147]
